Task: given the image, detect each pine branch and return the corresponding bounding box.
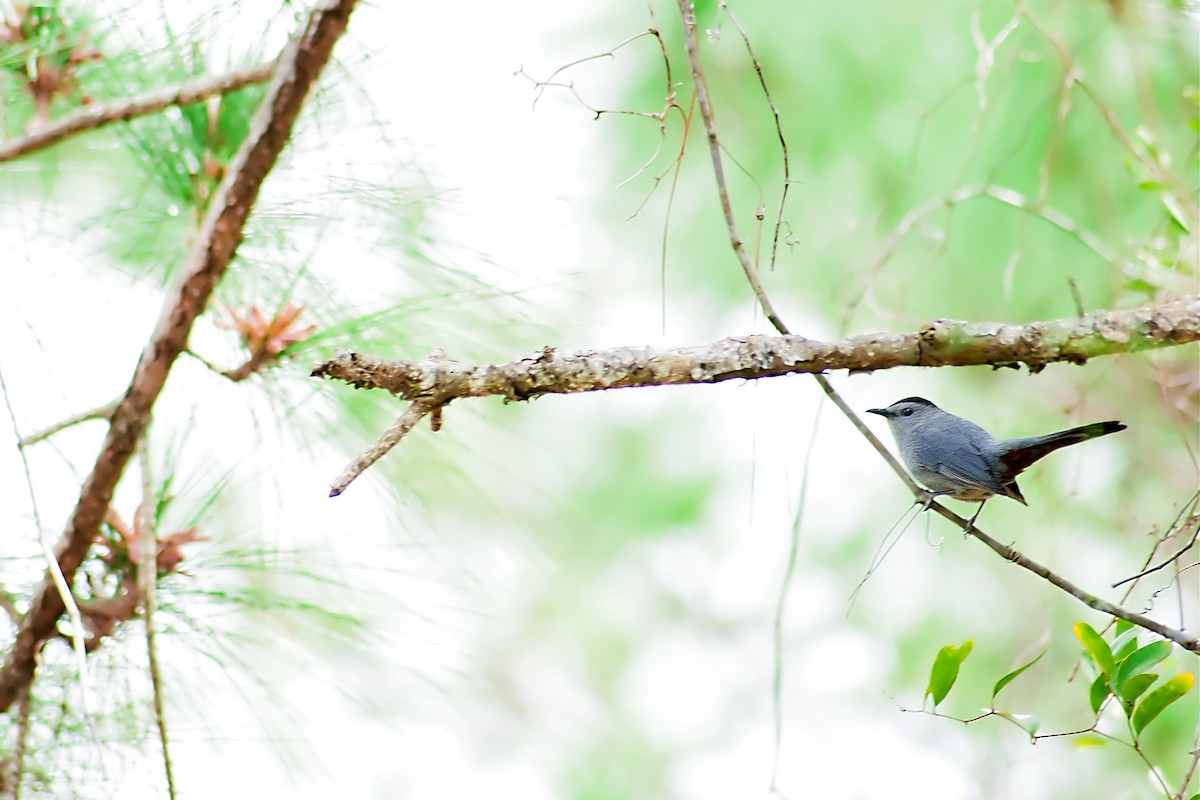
[0,61,277,163]
[0,0,359,713]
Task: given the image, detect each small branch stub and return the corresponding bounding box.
[328,400,439,496]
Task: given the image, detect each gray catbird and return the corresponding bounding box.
[867,397,1126,526]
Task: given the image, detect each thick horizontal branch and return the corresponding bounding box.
[0,61,277,162]
[312,296,1198,402]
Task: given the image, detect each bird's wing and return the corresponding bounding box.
[927,440,1012,498]
[931,461,1005,496]
[931,460,1026,503]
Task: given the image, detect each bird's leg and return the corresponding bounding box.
[916,489,953,512]
[964,500,987,536]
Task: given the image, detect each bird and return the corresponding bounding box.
[867,397,1126,527]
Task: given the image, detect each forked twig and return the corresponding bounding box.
[1113,493,1200,589]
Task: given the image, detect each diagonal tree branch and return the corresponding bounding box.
[0,0,358,713]
[925,500,1199,653]
[675,0,788,334]
[672,11,928,787]
[313,296,1198,404]
[0,60,277,163]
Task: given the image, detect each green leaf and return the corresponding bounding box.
[1123,278,1159,294]
[1089,673,1111,715]
[1110,626,1139,661]
[1132,673,1195,736]
[1074,622,1115,675]
[1014,713,1040,737]
[1162,194,1191,234]
[991,648,1048,702]
[995,711,1041,739]
[1113,641,1172,693]
[1119,673,1158,708]
[926,639,973,708]
[1072,735,1106,748]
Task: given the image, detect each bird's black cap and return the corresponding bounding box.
[867,397,937,416]
[894,397,937,407]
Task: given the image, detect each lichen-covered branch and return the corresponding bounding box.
[313,296,1198,403]
[0,0,358,713]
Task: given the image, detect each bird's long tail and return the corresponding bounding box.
[998,421,1126,475]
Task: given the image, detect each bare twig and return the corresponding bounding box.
[0,0,359,713]
[1174,729,1200,800]
[0,365,107,772]
[0,61,277,163]
[329,399,438,497]
[17,397,120,447]
[843,183,1141,331]
[675,0,789,334]
[1112,496,1200,589]
[769,401,824,792]
[1066,490,1200,684]
[0,591,19,625]
[1016,1,1197,225]
[137,444,176,799]
[11,685,31,799]
[516,30,658,112]
[717,2,791,273]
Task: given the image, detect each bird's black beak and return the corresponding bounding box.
[866,408,888,417]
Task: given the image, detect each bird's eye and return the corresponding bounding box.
[900,407,913,416]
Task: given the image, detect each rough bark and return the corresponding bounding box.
[312,295,1199,403]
